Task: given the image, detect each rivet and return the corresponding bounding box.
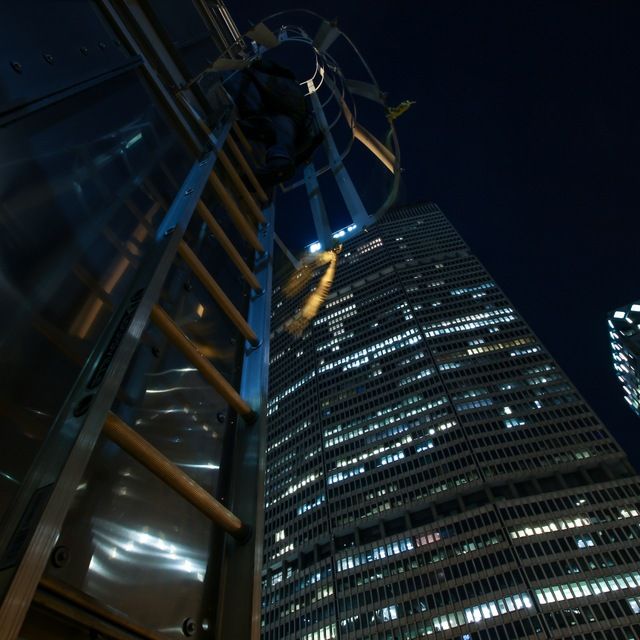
[9,61,22,74]
[42,53,54,65]
[80,47,89,56]
[51,545,69,568]
[182,618,197,637]
[98,41,107,50]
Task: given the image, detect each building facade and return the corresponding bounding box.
[261,203,640,640]
[608,302,640,417]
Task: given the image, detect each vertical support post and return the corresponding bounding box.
[307,85,373,230]
[303,162,333,251]
[215,205,274,640]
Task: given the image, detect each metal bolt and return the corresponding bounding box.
[98,41,107,50]
[42,53,54,65]
[182,618,197,637]
[184,188,194,197]
[183,280,193,292]
[216,411,225,424]
[80,47,89,56]
[151,346,161,358]
[9,61,22,74]
[51,545,69,568]
[73,394,94,418]
[164,225,176,237]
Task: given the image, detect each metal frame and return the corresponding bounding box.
[307,85,372,230]
[215,205,275,640]
[304,162,333,250]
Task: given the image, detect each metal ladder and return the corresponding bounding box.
[4,119,272,640]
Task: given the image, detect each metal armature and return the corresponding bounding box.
[307,82,373,231]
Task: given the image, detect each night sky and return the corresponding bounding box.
[232,1,640,469]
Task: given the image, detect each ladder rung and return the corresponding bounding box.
[178,241,259,346]
[218,149,266,224]
[38,577,166,640]
[196,201,262,292]
[103,413,251,542]
[150,304,255,421]
[208,172,265,254]
[232,121,253,155]
[226,134,269,203]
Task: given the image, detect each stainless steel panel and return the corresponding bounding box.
[0,1,132,116]
[0,68,191,550]
[45,216,252,637]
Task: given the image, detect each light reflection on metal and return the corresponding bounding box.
[103,412,249,540]
[71,196,161,340]
[87,520,207,581]
[150,304,253,418]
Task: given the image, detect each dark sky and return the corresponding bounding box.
[232,1,640,469]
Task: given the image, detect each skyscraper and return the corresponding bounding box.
[261,203,640,640]
[608,302,640,417]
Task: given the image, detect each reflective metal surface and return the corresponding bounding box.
[0,68,190,530]
[43,209,250,636]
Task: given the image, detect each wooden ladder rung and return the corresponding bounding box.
[226,134,269,204]
[103,413,251,542]
[150,304,255,421]
[232,121,253,155]
[38,576,166,640]
[208,172,264,254]
[196,201,262,292]
[178,241,259,346]
[218,149,266,225]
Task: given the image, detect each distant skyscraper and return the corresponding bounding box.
[608,302,640,418]
[261,203,640,640]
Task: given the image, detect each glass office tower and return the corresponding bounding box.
[261,203,640,640]
[608,302,640,417]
